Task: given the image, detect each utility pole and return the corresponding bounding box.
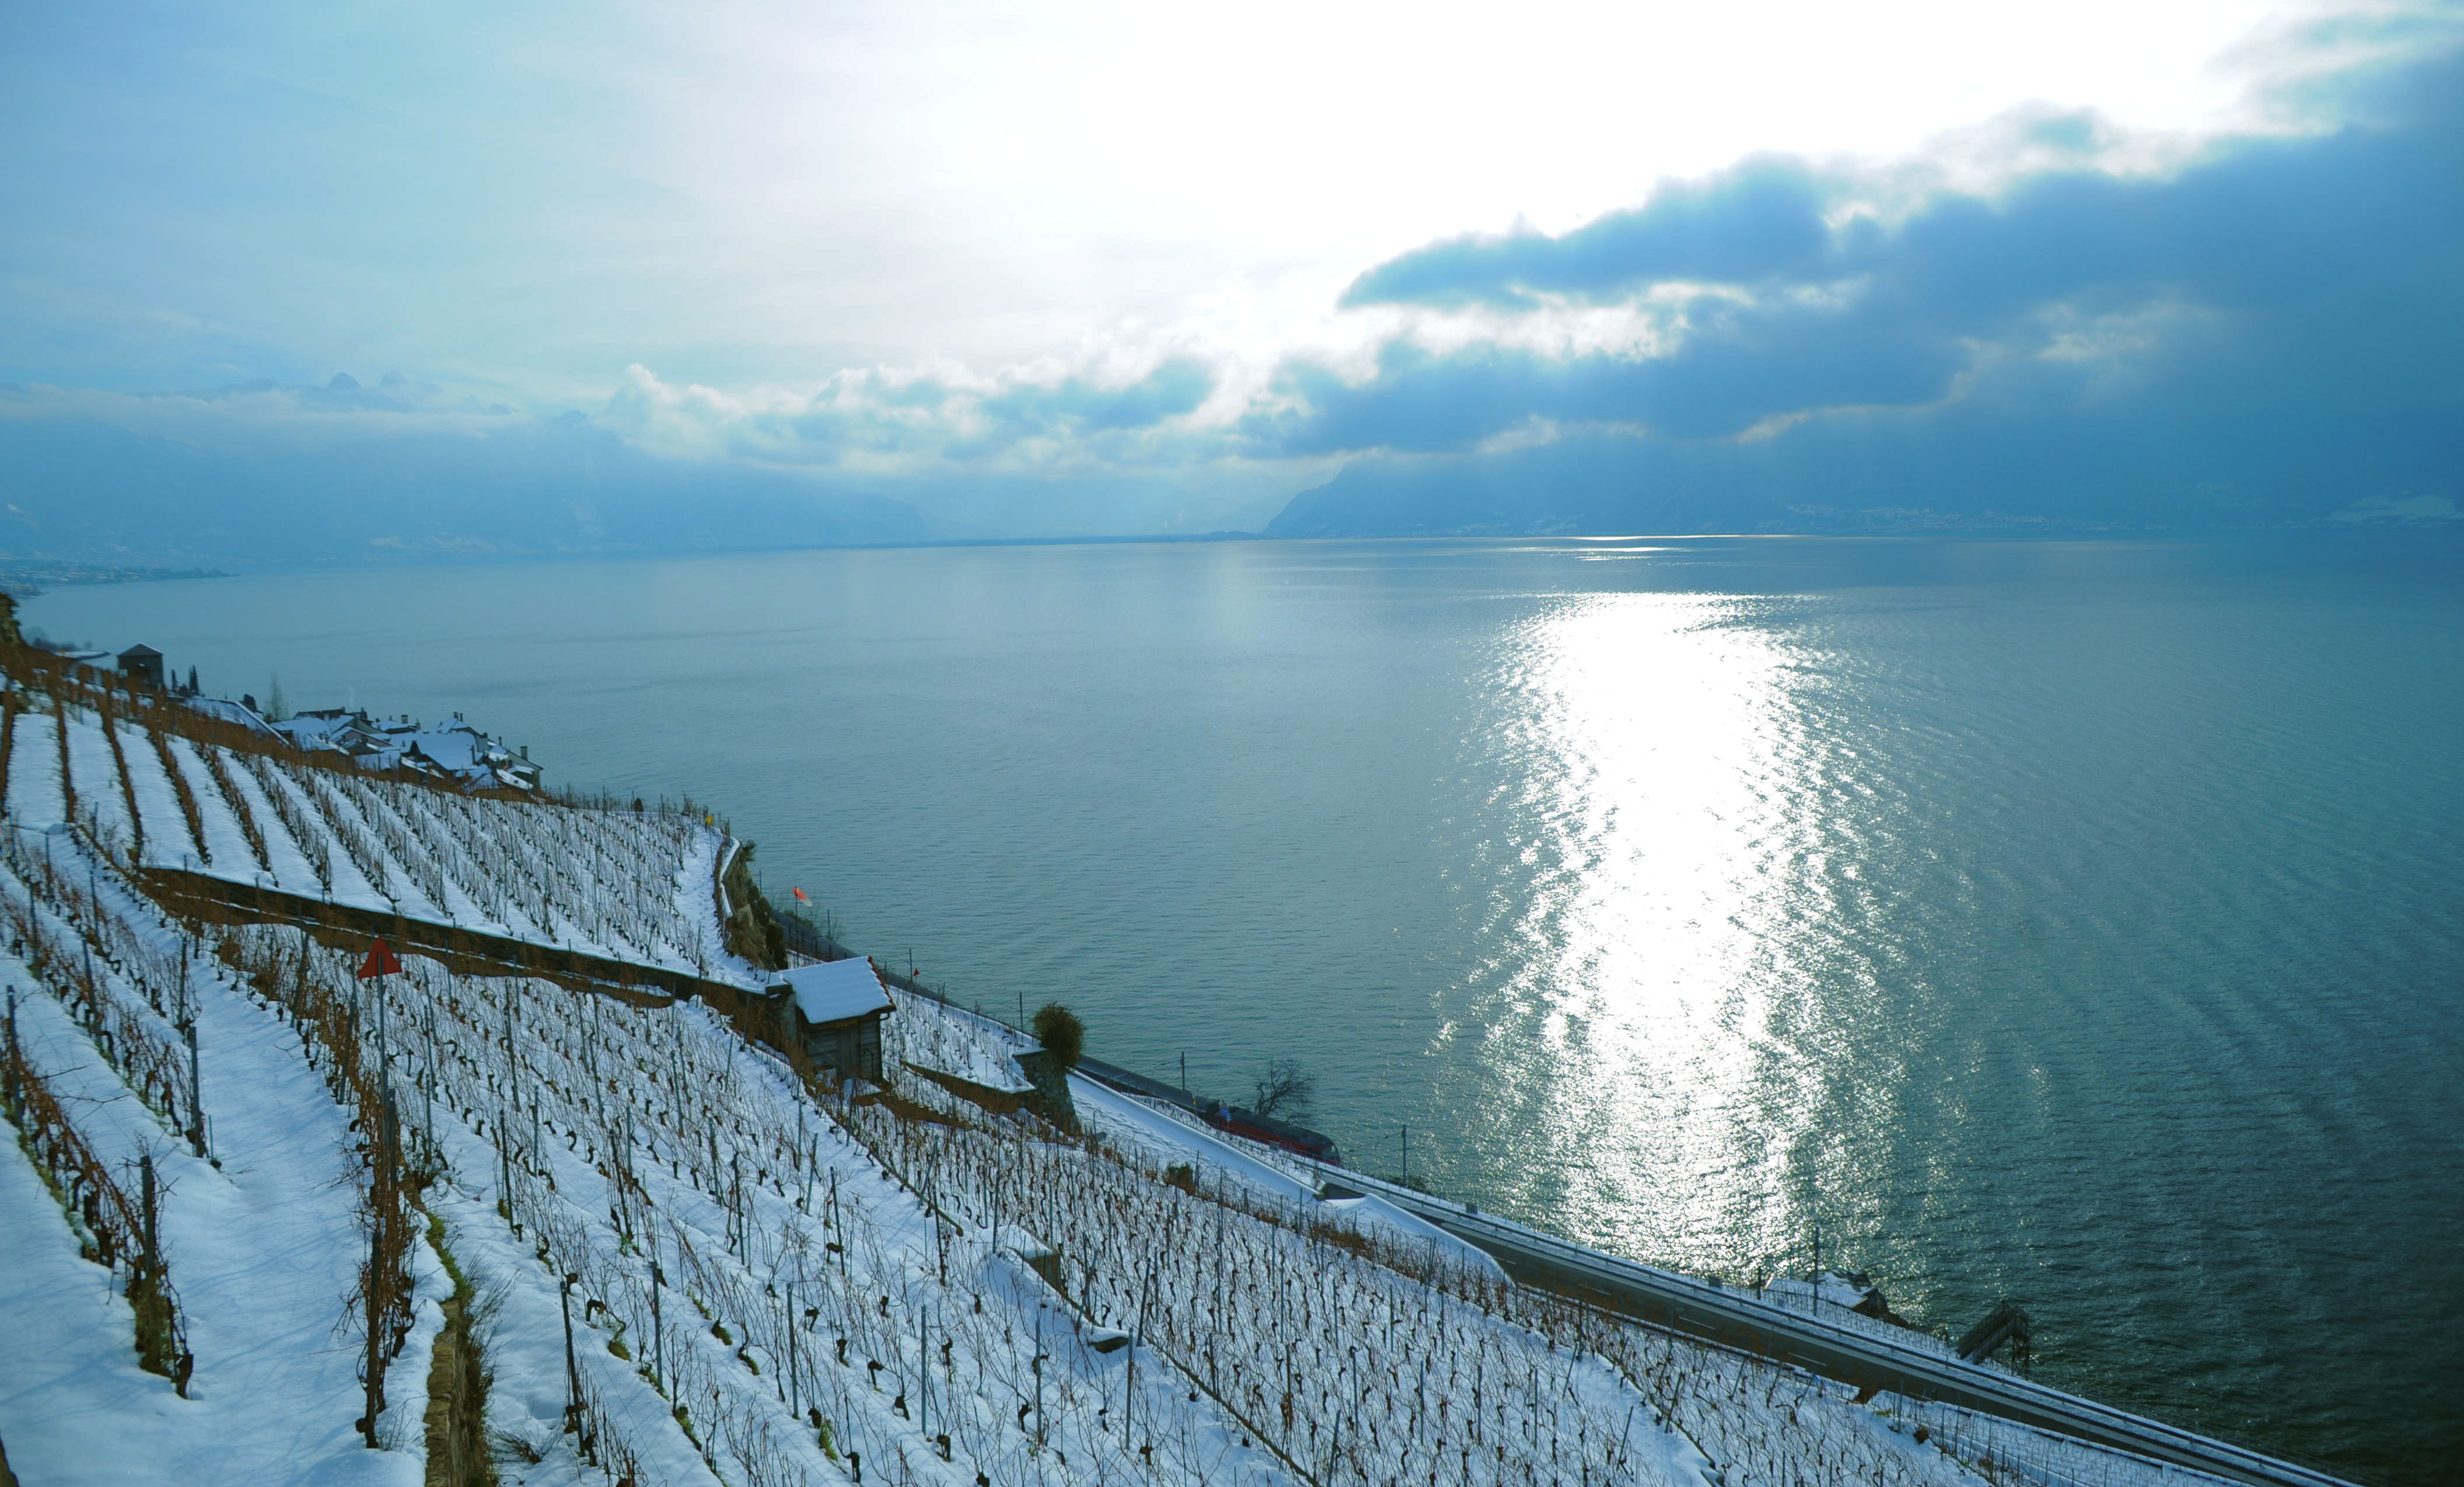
[1401,1124,1409,1188]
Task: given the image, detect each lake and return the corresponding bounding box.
[29,532,2463,1483]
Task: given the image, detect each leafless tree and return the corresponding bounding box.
[1250,1059,1314,1120]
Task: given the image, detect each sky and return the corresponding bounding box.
[1,0,2458,557]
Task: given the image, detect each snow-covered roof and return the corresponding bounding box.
[1764,1272,1875,1310]
[273,711,372,747]
[399,721,495,772]
[776,959,892,1026]
[261,708,541,792]
[181,696,279,736]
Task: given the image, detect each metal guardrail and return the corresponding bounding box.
[1288,1162,2357,1487]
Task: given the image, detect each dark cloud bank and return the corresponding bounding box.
[1265,47,2464,537]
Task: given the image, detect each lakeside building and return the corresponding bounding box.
[269,708,544,793]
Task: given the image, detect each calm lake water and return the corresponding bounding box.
[30,535,2464,1482]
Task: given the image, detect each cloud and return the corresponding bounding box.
[4,23,2459,550]
[0,383,932,566]
[0,363,1292,559]
[976,361,1214,437]
[1249,292,1972,451]
[597,357,1224,474]
[1340,162,1837,309]
[1246,37,2464,532]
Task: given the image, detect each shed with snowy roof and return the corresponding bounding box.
[768,958,893,1081]
[117,644,165,689]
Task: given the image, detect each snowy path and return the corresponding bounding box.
[0,840,448,1487]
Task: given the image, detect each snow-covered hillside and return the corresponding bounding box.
[0,818,449,1486]
[6,691,747,982]
[0,677,2243,1487]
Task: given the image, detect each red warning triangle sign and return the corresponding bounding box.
[357,938,403,980]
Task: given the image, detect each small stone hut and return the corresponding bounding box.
[117,644,165,689]
[769,958,893,1081]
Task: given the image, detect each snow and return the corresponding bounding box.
[65,704,133,848]
[116,727,193,868]
[218,752,327,894]
[0,694,2253,1487]
[0,1123,192,1486]
[1764,1272,1876,1312]
[179,696,277,736]
[267,711,539,793]
[30,703,749,985]
[1319,1193,1511,1282]
[1068,1071,1315,1202]
[8,710,65,825]
[1059,1076,1512,1280]
[883,985,1035,1093]
[0,833,446,1487]
[162,737,261,873]
[777,958,893,1025]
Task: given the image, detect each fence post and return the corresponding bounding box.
[649,1250,665,1391]
[184,1019,204,1158]
[140,1153,159,1276]
[362,1196,383,1449]
[559,1272,587,1451]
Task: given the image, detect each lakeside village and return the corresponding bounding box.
[0,601,2334,1487]
[78,639,546,795]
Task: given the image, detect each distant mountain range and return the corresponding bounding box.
[0,404,932,569]
[1264,409,2461,540]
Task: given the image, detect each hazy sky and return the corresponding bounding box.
[2,0,2458,548]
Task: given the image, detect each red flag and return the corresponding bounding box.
[357,938,403,979]
[792,886,809,902]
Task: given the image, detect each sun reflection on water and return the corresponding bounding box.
[1438,589,1866,1281]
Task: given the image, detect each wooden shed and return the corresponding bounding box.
[770,958,893,1081]
[117,644,165,689]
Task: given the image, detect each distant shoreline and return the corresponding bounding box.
[13,523,2459,587]
[0,560,232,596]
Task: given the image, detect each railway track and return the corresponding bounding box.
[1303,1163,2357,1487]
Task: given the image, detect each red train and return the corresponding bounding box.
[1196,1098,1343,1165]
